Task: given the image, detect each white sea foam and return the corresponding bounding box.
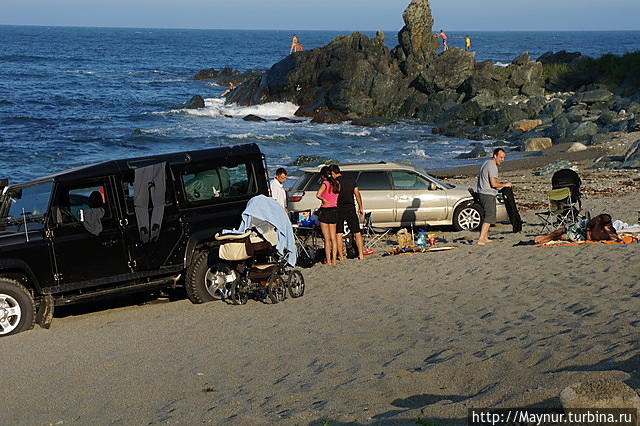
[494,61,510,68]
[305,142,320,146]
[228,132,294,140]
[403,148,431,158]
[180,98,299,119]
[340,129,371,137]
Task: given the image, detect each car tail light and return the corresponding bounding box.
[288,191,304,203]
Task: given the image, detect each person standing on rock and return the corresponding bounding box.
[289,35,303,54]
[438,29,448,51]
[329,164,365,260]
[465,35,472,51]
[476,148,511,245]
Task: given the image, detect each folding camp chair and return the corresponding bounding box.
[362,212,391,249]
[535,187,580,233]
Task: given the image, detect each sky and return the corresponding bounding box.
[2,0,639,31]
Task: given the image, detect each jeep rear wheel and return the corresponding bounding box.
[453,203,483,232]
[0,278,35,337]
[186,251,235,304]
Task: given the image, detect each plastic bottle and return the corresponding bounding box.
[416,229,427,248]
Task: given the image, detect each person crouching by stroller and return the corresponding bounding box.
[316,166,340,266]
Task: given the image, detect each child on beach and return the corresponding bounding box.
[316,166,340,265]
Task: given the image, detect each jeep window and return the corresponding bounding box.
[122,171,174,215]
[52,182,111,225]
[0,182,53,223]
[357,172,392,190]
[182,163,256,203]
[391,171,431,190]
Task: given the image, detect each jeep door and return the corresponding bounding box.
[48,178,132,288]
[354,171,395,226]
[392,171,448,225]
[118,167,184,272]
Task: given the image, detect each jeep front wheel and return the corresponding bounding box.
[186,251,235,304]
[0,278,35,337]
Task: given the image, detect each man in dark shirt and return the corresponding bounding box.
[329,164,365,260]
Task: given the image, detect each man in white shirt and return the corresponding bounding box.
[270,168,288,211]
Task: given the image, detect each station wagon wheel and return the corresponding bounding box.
[230,280,249,305]
[453,203,483,232]
[267,274,287,304]
[286,270,305,298]
[0,278,36,337]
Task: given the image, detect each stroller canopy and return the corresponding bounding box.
[551,169,582,205]
[223,195,296,266]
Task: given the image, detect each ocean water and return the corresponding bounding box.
[1,26,639,183]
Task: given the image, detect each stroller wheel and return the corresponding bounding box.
[267,274,287,304]
[287,270,305,298]
[230,280,249,305]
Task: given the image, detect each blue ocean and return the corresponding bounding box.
[1,26,639,183]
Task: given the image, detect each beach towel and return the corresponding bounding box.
[536,238,636,247]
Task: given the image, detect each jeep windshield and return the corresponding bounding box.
[0,182,53,224]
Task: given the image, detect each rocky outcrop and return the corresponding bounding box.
[192,67,262,87]
[537,50,586,66]
[523,137,552,152]
[621,139,640,168]
[183,95,205,109]
[226,32,413,118]
[393,0,439,79]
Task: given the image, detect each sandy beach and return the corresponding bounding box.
[2,138,640,425]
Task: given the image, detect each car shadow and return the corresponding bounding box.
[54,288,187,318]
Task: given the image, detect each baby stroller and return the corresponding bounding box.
[536,168,586,232]
[214,195,305,305]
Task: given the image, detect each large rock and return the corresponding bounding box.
[242,114,267,122]
[572,89,614,104]
[560,380,640,414]
[523,137,552,151]
[512,119,542,132]
[567,142,588,152]
[311,111,345,124]
[192,67,262,86]
[183,95,205,109]
[226,32,410,118]
[417,48,475,92]
[621,139,640,168]
[394,0,439,78]
[416,102,443,122]
[437,101,484,124]
[537,50,586,65]
[350,117,395,127]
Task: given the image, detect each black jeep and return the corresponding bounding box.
[0,143,269,336]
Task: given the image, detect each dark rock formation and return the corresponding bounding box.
[350,118,395,127]
[242,114,267,122]
[311,111,345,124]
[192,67,262,87]
[184,95,205,109]
[537,50,586,66]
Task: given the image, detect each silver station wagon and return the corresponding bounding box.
[287,162,508,231]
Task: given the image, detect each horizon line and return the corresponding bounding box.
[1,23,639,32]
